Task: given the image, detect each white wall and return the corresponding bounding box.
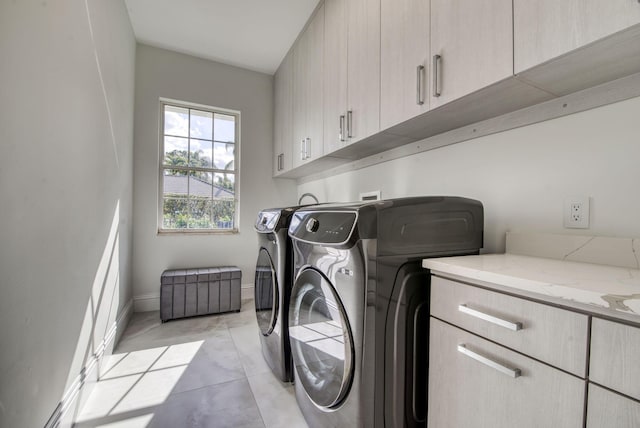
[0,0,136,427]
[298,96,640,251]
[132,45,297,310]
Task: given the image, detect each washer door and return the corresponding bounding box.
[254,248,278,335]
[289,268,354,409]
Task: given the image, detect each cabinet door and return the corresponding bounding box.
[380,0,430,130]
[514,0,640,74]
[305,4,324,161]
[323,0,348,154]
[587,384,640,428]
[590,317,640,401]
[430,0,513,108]
[292,5,324,168]
[428,318,585,428]
[346,0,380,143]
[273,51,293,175]
[292,25,309,168]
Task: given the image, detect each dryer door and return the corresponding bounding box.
[289,268,355,409]
[254,248,278,335]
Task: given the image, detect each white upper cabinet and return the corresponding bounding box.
[430,0,513,108]
[273,51,293,176]
[513,0,640,96]
[292,4,324,168]
[323,0,381,154]
[275,0,640,178]
[323,0,348,154]
[346,0,380,145]
[514,0,640,74]
[380,0,430,130]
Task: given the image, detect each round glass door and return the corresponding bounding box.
[289,268,354,409]
[254,248,278,335]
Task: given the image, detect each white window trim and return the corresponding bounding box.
[157,97,241,234]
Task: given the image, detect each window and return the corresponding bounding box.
[159,99,239,232]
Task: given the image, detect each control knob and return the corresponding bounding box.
[305,218,319,233]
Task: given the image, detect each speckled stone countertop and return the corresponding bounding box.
[423,232,640,325]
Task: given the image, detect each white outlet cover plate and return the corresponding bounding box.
[564,196,590,229]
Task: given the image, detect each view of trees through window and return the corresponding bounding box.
[160,102,238,230]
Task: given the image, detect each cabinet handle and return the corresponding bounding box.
[278,153,284,171]
[416,64,425,105]
[305,138,311,159]
[458,304,522,331]
[458,344,521,378]
[339,115,345,142]
[300,139,306,160]
[347,110,353,138]
[432,54,442,97]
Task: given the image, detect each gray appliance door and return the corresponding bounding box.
[289,268,354,409]
[254,248,278,335]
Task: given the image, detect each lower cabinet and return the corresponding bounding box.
[587,317,640,428]
[428,318,585,428]
[427,272,640,428]
[587,384,640,428]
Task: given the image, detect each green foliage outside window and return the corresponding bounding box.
[162,149,235,230]
[163,198,234,229]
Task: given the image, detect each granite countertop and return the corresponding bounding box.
[422,232,640,325]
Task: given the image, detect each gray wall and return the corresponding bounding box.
[132,44,296,310]
[298,96,640,250]
[0,0,136,427]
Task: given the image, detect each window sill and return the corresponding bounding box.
[157,228,239,236]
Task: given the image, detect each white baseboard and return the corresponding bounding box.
[133,292,160,312]
[133,284,255,313]
[113,299,134,349]
[241,284,254,300]
[44,299,133,428]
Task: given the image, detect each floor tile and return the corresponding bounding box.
[76,373,143,421]
[147,380,265,428]
[247,372,308,428]
[100,347,169,380]
[116,314,228,353]
[229,324,272,377]
[77,297,303,428]
[169,335,246,394]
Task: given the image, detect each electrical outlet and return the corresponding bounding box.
[564,196,590,229]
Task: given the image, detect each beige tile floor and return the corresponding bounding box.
[75,298,308,428]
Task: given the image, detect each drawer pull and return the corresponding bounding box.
[458,344,521,378]
[458,304,522,331]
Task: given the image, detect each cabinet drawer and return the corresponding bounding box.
[428,318,585,428]
[590,318,640,401]
[587,384,640,428]
[430,275,589,376]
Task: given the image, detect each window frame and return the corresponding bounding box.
[157,98,241,234]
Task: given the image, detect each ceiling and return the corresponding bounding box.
[124,0,320,75]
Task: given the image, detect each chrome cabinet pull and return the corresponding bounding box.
[300,139,306,160]
[458,344,521,378]
[347,110,353,138]
[279,153,284,170]
[432,54,442,97]
[339,115,345,142]
[416,64,425,105]
[458,304,522,331]
[305,137,311,159]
